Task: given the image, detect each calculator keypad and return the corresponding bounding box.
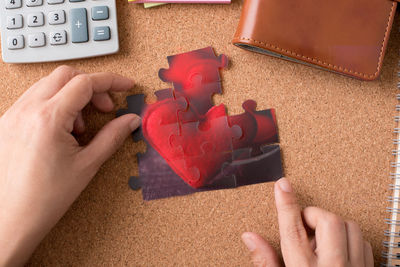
[70,8,88,43]
[47,0,64,4]
[1,0,119,63]
[93,26,109,41]
[27,12,44,27]
[49,30,66,45]
[26,0,43,7]
[7,14,23,29]
[48,10,65,24]
[6,0,22,9]
[92,6,108,20]
[7,35,24,49]
[28,32,45,47]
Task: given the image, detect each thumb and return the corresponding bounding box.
[80,114,141,174]
[241,232,281,267]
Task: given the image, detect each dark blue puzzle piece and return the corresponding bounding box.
[117,94,147,142]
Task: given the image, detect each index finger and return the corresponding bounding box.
[23,65,83,100]
[274,178,314,266]
[50,72,134,131]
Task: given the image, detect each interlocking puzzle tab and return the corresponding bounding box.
[117,47,283,200]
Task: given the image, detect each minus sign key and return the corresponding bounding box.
[92,6,109,21]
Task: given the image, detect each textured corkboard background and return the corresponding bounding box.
[0,1,398,266]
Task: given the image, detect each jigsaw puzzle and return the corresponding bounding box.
[117,47,283,200]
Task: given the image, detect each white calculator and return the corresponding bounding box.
[0,0,119,63]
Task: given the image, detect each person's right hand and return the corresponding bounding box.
[241,178,374,267]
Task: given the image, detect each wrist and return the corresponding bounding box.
[0,202,53,266]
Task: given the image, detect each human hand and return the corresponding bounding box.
[0,66,140,266]
[241,178,374,267]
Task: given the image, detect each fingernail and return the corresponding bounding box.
[277,178,292,193]
[130,116,141,131]
[241,232,257,252]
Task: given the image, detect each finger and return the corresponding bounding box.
[73,112,85,135]
[51,73,134,131]
[274,178,314,265]
[345,220,365,266]
[78,114,141,177]
[91,92,114,113]
[363,241,374,267]
[24,65,83,100]
[241,232,281,267]
[302,207,348,264]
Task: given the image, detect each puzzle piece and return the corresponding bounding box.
[203,101,280,187]
[168,104,243,188]
[228,99,279,153]
[154,88,175,101]
[159,47,228,116]
[142,95,189,160]
[219,145,283,186]
[129,144,196,199]
[116,94,147,142]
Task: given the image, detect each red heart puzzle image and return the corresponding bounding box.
[140,47,279,188]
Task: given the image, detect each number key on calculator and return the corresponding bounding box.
[0,0,119,63]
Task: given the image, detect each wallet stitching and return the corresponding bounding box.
[235,2,395,79]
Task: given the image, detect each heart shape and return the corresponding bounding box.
[142,97,241,188]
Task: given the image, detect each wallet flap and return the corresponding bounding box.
[232,0,397,80]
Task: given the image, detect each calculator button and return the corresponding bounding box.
[28,13,45,27]
[28,33,46,47]
[5,0,22,9]
[7,14,23,29]
[48,11,66,25]
[7,35,24,49]
[93,26,110,41]
[47,0,64,3]
[70,8,88,43]
[26,0,43,6]
[69,0,85,2]
[50,31,67,45]
[92,6,109,21]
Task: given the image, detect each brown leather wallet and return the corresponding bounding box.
[232,0,397,80]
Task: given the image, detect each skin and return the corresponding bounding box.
[241,178,374,267]
[0,66,373,266]
[0,66,141,266]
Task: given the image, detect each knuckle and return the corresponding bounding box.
[72,74,93,100]
[73,73,92,87]
[278,202,298,214]
[283,221,306,243]
[364,240,372,250]
[345,220,360,231]
[111,131,124,148]
[54,65,76,76]
[324,213,344,229]
[251,252,268,267]
[35,105,54,125]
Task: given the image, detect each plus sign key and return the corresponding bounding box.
[70,8,88,43]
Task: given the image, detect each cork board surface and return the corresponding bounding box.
[0,1,398,266]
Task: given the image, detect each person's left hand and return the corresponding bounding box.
[0,66,141,266]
